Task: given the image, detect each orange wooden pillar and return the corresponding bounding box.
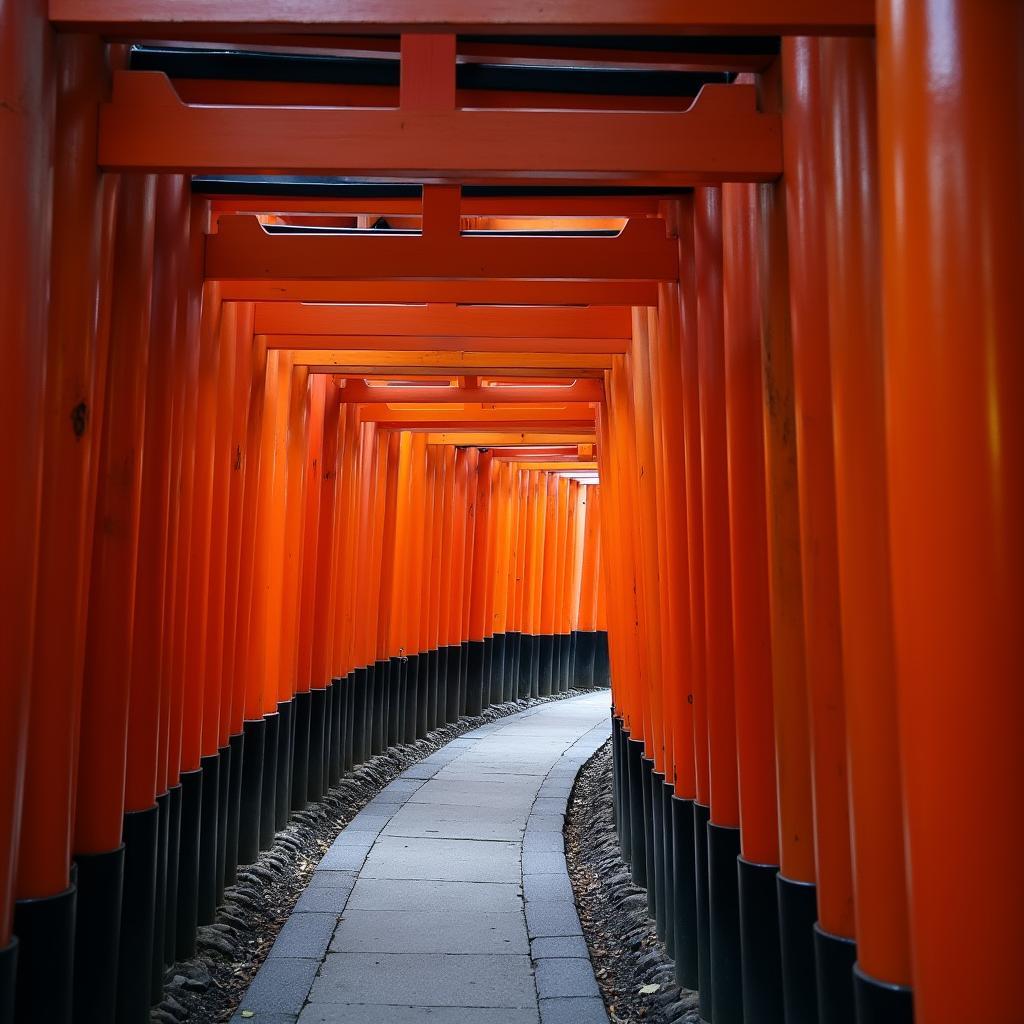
[877,4,1023,1021]
[756,79,819,1019]
[177,265,222,951]
[537,472,560,698]
[417,442,440,731]
[575,485,600,690]
[219,302,257,882]
[454,447,476,714]
[376,432,401,742]
[404,432,430,731]
[72,172,156,1024]
[234,333,271,864]
[435,446,457,722]
[680,195,711,995]
[693,185,732,1020]
[466,449,493,714]
[631,308,673,941]
[0,3,52,1016]
[818,37,913,1020]
[366,430,392,752]
[117,180,194,1024]
[720,179,780,1023]
[511,468,532,700]
[655,204,701,988]
[782,37,858,1022]
[11,34,109,1024]
[522,469,544,700]
[159,186,202,970]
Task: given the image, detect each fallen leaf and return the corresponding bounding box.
[639,983,660,995]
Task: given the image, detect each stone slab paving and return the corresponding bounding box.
[231,690,611,1024]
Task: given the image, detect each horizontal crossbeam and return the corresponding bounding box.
[50,1,874,36]
[220,279,659,305]
[253,302,631,338]
[100,73,780,185]
[207,216,677,282]
[338,380,602,403]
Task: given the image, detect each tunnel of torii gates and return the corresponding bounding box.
[0,3,1020,1024]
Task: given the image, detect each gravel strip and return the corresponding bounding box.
[565,740,701,1024]
[152,689,594,1024]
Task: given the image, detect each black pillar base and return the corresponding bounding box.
[225,732,244,888]
[640,757,657,917]
[373,660,388,753]
[465,642,485,716]
[815,924,856,1024]
[292,690,312,811]
[396,660,408,743]
[458,641,470,714]
[853,965,913,1024]
[152,791,169,1002]
[198,753,220,924]
[671,795,699,990]
[660,780,675,959]
[275,699,293,831]
[238,719,265,866]
[353,667,368,763]
[416,654,430,736]
[708,821,744,1024]
[594,630,611,687]
[558,633,572,692]
[626,739,647,886]
[738,857,784,1024]
[72,845,124,1024]
[615,721,630,860]
[0,938,16,1024]
[259,712,279,850]
[576,631,596,688]
[443,646,460,723]
[388,657,403,743]
[329,677,343,783]
[176,768,202,959]
[506,632,522,700]
[537,635,555,697]
[778,874,819,1024]
[404,657,420,743]
[427,651,441,731]
[499,633,511,703]
[118,805,159,1024]
[518,634,534,700]
[651,770,667,938]
[307,688,327,803]
[163,784,182,968]
[693,802,712,1021]
[216,743,232,904]
[481,637,493,709]
[14,881,76,1024]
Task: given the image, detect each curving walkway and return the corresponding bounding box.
[232,690,612,1024]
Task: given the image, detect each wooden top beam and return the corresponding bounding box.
[253,302,631,338]
[219,279,660,305]
[422,431,597,445]
[205,216,677,282]
[50,1,874,36]
[338,380,602,403]
[100,73,781,185]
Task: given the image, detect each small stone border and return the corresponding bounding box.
[565,740,701,1024]
[153,689,597,1024]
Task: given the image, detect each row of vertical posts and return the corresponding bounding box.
[0,32,609,1024]
[602,16,1021,1024]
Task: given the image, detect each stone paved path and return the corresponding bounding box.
[231,690,612,1024]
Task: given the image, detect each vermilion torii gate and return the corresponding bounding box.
[1,5,1020,1024]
